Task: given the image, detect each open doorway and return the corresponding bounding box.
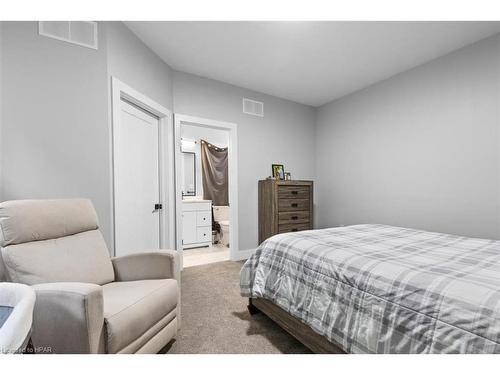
[174,115,238,268]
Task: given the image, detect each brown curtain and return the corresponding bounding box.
[201,139,228,206]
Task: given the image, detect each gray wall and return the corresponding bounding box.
[0,21,113,244]
[315,34,500,239]
[0,22,174,248]
[105,22,173,109]
[173,71,316,252]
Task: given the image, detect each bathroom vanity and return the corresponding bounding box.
[182,200,212,249]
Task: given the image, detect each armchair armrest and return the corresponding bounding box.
[31,282,104,354]
[112,250,180,282]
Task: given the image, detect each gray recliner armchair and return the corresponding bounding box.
[0,199,180,354]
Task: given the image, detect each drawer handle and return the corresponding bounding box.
[291,203,298,208]
[291,228,298,232]
[291,191,298,195]
[291,216,298,220]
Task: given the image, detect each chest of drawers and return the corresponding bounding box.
[258,180,313,244]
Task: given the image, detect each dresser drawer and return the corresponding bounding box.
[278,223,311,234]
[196,211,211,226]
[278,211,310,225]
[278,198,310,212]
[197,226,211,242]
[277,185,310,199]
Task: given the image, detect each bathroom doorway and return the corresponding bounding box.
[174,114,238,268]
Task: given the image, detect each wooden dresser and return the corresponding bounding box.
[258,180,313,244]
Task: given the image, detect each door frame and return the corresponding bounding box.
[174,114,239,262]
[110,77,174,256]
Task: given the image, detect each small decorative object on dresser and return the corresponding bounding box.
[284,172,291,180]
[258,179,313,244]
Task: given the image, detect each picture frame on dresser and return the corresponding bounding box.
[271,164,285,180]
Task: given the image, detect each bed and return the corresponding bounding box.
[240,224,500,353]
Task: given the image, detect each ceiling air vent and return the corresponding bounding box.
[39,21,98,50]
[243,98,264,117]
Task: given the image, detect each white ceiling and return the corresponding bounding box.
[125,22,500,107]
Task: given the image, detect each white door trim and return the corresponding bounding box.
[110,77,174,256]
[174,114,239,262]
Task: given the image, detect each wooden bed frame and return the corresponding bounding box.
[248,298,345,354]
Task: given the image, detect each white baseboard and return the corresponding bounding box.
[231,248,256,261]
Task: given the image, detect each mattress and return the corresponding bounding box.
[240,224,500,353]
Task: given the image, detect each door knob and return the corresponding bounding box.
[152,203,163,212]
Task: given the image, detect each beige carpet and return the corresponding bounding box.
[165,261,311,354]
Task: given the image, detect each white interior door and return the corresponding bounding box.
[114,99,161,256]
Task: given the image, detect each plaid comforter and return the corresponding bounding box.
[240,224,500,353]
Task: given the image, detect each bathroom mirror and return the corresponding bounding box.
[182,152,196,196]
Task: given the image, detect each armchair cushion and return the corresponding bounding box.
[1,230,114,285]
[32,282,104,354]
[112,250,179,282]
[102,279,178,353]
[0,199,98,247]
